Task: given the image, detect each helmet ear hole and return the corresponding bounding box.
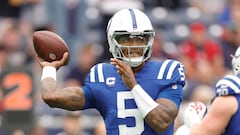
[232,47,240,75]
[232,59,240,75]
[236,65,240,72]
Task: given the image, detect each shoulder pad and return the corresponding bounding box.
[156,59,185,84]
[86,63,117,83]
[87,63,106,83]
[215,75,240,96]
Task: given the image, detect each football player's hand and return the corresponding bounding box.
[184,101,207,128]
[110,58,137,89]
[37,52,69,70]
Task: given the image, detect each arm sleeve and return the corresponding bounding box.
[158,84,183,108]
[157,60,185,107]
[82,85,96,109]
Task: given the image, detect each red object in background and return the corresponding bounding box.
[180,40,222,64]
[189,22,206,33]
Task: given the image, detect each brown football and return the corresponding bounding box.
[32,30,70,65]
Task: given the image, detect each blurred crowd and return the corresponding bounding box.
[0,0,240,134]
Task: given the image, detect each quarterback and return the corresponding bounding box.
[38,9,186,135]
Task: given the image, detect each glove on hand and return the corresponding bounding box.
[184,101,207,128]
[175,125,190,135]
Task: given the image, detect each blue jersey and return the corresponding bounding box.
[215,75,240,135]
[82,60,185,135]
[216,75,240,96]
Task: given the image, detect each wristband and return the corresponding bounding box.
[41,66,56,81]
[131,84,158,118]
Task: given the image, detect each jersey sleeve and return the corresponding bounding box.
[82,85,95,109]
[170,61,186,86]
[157,60,186,107]
[82,63,114,109]
[81,64,103,109]
[215,75,240,96]
[156,59,186,86]
[158,84,183,107]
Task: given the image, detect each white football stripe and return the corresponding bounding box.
[157,59,171,79]
[98,63,104,82]
[216,79,240,93]
[166,61,179,79]
[90,66,95,82]
[225,75,240,85]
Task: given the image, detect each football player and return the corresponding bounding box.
[38,8,186,135]
[176,46,240,135]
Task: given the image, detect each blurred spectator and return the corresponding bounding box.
[0,0,23,19]
[178,22,226,81]
[0,0,42,20]
[56,112,88,135]
[0,23,32,67]
[218,0,240,25]
[150,32,177,60]
[143,0,187,10]
[0,89,3,115]
[178,22,226,101]
[29,123,47,135]
[99,0,144,15]
[186,0,226,15]
[12,129,26,135]
[230,2,240,25]
[0,45,8,74]
[217,0,240,71]
[1,25,22,52]
[220,22,240,70]
[189,84,215,105]
[65,43,99,87]
[0,46,6,116]
[44,0,88,54]
[182,60,216,100]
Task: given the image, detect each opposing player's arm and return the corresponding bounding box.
[41,78,85,111]
[190,96,237,135]
[145,98,178,132]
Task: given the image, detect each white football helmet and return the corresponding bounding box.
[232,46,240,75]
[107,8,155,67]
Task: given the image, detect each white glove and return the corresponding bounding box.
[175,125,190,135]
[184,101,207,128]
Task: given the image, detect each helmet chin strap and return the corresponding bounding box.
[122,57,144,67]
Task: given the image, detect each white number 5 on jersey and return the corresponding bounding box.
[117,91,144,135]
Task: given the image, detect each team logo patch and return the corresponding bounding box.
[172,84,178,89]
